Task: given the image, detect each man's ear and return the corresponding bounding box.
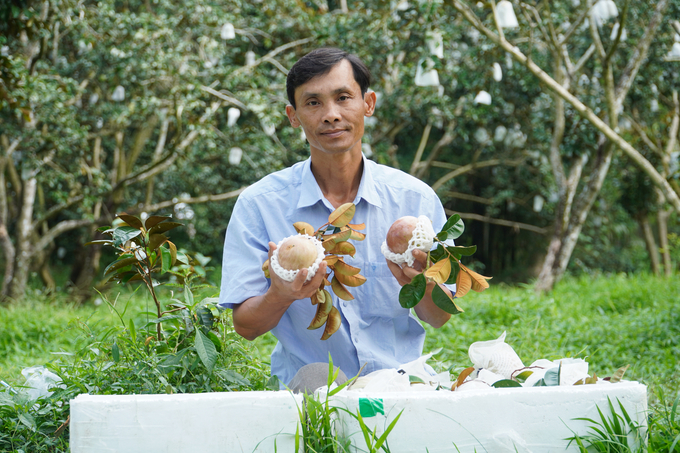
[364,91,377,117]
[286,105,300,128]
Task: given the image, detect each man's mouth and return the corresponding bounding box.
[321,129,346,138]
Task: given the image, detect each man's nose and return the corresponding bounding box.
[322,103,341,123]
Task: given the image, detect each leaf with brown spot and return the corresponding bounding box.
[332,259,361,276]
[293,222,315,235]
[424,258,451,284]
[348,223,365,230]
[334,272,366,287]
[451,366,475,391]
[331,276,354,301]
[455,268,472,298]
[328,203,356,227]
[308,297,333,330]
[321,306,341,340]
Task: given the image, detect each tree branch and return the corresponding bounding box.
[615,0,668,105]
[34,219,94,255]
[446,0,680,212]
[446,209,547,235]
[431,158,525,192]
[127,187,248,214]
[409,120,432,175]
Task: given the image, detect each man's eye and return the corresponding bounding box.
[339,96,349,101]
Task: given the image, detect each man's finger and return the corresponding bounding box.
[268,241,277,259]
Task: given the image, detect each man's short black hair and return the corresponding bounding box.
[286,47,371,109]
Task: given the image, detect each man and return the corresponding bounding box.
[219,48,452,391]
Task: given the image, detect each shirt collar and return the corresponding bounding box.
[297,154,383,210]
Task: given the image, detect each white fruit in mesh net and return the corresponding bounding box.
[269,234,325,283]
[381,215,435,267]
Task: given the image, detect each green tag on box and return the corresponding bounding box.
[358,397,384,417]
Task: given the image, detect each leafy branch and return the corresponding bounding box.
[397,214,491,314]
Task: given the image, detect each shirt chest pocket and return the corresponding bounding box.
[350,261,405,319]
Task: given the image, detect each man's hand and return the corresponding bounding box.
[265,241,328,306]
[386,249,451,329]
[233,241,327,340]
[386,248,428,286]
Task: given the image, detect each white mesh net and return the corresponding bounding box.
[269,234,325,283]
[381,215,436,267]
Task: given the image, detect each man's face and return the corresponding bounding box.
[286,59,376,157]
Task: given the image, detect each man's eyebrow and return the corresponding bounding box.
[300,86,355,100]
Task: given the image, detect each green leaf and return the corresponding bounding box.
[112,226,142,247]
[430,244,447,262]
[103,256,137,276]
[217,370,250,386]
[438,214,464,240]
[447,245,477,258]
[445,260,460,285]
[18,412,36,431]
[195,329,217,373]
[265,375,280,390]
[431,283,464,314]
[206,330,222,353]
[398,273,426,308]
[409,375,425,384]
[543,367,560,386]
[83,240,113,247]
[129,319,136,342]
[492,379,522,388]
[184,285,194,306]
[160,246,172,274]
[112,341,120,362]
[196,307,214,329]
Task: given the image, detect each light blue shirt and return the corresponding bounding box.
[219,155,449,385]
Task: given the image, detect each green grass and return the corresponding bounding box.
[1,273,678,451]
[249,273,679,398]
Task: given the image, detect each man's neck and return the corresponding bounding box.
[309,148,363,209]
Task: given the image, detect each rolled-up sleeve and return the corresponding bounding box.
[219,194,271,309]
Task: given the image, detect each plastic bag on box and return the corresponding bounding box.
[21,365,64,400]
[468,331,524,379]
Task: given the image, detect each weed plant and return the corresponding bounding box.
[0,214,275,452]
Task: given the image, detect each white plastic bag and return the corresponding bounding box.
[21,365,64,400]
[468,332,524,379]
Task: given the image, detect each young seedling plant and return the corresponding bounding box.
[88,213,183,341]
[263,203,366,340]
[397,213,492,315]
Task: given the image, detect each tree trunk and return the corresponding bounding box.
[657,209,672,276]
[639,214,660,275]
[535,140,615,291]
[9,176,38,298]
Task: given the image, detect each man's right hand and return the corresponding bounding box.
[232,241,327,340]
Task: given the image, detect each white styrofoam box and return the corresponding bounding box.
[70,391,302,453]
[334,381,647,453]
